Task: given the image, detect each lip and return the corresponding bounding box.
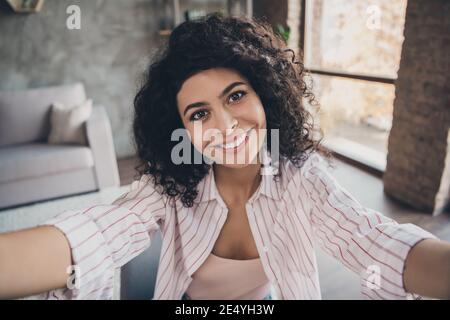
[214,127,253,153]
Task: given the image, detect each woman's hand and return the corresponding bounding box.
[0,226,72,299]
[403,238,450,299]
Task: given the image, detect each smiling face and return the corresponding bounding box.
[176,68,267,168]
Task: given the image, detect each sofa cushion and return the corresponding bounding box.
[48,99,93,145]
[0,83,86,147]
[0,143,94,184]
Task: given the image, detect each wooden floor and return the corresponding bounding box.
[117,155,450,299]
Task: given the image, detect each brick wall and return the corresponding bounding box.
[383,0,450,214]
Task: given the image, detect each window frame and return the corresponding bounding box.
[300,0,397,85]
[299,0,405,174]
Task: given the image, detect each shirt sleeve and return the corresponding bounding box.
[300,153,438,300]
[30,174,168,300]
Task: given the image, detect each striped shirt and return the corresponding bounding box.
[35,150,437,300]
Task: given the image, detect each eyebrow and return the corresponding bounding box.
[183,81,246,116]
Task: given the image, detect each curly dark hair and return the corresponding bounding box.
[133,13,323,208]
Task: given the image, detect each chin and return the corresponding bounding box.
[211,143,262,168]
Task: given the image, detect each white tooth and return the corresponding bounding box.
[218,132,246,149]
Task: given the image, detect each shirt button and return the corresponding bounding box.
[263,246,269,252]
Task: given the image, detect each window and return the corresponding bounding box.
[302,0,408,171]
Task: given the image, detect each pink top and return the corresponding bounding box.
[185,253,271,300]
[33,150,436,300]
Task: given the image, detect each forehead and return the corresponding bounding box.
[177,68,247,102]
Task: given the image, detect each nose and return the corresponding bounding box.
[214,107,238,135]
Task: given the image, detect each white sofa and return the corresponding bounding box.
[0,83,120,209]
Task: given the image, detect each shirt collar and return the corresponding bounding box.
[194,147,282,204]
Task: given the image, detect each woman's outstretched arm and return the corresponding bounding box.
[301,153,448,300]
[0,226,72,299]
[0,174,168,300]
[403,238,450,299]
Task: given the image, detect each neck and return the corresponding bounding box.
[213,160,262,204]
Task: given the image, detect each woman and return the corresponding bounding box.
[0,14,449,300]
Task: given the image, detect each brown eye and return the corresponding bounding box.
[190,110,209,121]
[228,91,247,103]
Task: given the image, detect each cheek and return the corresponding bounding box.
[185,125,208,153]
[249,100,266,128]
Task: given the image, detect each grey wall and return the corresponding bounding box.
[0,0,168,158]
